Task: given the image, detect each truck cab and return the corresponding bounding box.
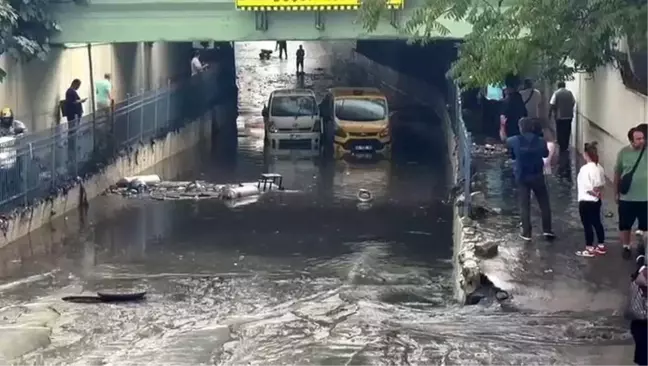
[262,89,321,150]
[319,87,392,159]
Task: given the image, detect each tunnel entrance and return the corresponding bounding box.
[0,40,463,364]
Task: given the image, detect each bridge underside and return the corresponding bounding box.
[51,2,470,44]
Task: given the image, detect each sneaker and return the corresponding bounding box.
[519,234,532,241]
[576,247,596,257]
[543,232,556,240]
[623,245,632,259]
[595,244,607,255]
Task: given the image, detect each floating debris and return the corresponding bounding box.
[357,189,373,203]
[106,174,288,206]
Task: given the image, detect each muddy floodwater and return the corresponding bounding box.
[0,42,633,365]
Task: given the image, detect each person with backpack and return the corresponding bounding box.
[499,85,528,140]
[501,117,556,241]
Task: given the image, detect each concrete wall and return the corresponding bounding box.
[0,42,192,132]
[567,65,648,177]
[0,109,215,249]
[0,143,210,278]
[355,40,458,102]
[0,40,237,248]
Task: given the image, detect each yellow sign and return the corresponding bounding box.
[236,0,403,11]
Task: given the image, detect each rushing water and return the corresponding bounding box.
[0,42,634,365]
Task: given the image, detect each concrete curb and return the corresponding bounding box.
[446,130,508,304]
[0,111,215,249]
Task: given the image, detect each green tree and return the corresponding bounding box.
[0,0,73,82]
[359,0,647,89]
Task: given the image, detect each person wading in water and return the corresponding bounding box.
[501,117,556,241]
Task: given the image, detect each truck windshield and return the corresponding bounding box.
[270,96,317,117]
[334,98,387,122]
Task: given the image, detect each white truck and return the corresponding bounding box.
[261,89,322,150]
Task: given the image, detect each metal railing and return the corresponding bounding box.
[0,69,227,214]
[447,80,473,216]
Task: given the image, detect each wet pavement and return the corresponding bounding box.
[0,41,636,365]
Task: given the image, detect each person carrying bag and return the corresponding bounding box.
[626,255,647,365]
[614,127,647,259]
[619,146,646,195]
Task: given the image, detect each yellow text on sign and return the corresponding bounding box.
[235,0,404,11]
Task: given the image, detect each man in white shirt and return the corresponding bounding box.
[549,81,576,154]
[191,50,207,76]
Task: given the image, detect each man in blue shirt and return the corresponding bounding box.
[501,117,555,241]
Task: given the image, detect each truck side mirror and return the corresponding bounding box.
[262,105,268,118]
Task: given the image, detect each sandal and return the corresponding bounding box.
[595,244,607,255]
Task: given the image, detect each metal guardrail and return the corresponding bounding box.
[447,81,472,216]
[0,69,226,214]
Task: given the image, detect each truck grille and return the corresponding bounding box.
[348,132,378,137]
[277,127,312,132]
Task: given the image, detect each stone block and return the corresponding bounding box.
[474,240,499,258]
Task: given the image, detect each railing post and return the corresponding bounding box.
[464,131,472,216]
[51,127,56,187]
[166,78,171,130]
[21,146,27,207]
[139,89,145,141]
[126,93,132,143]
[74,116,79,178]
[153,86,159,136]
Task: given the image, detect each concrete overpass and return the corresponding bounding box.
[50,0,473,43]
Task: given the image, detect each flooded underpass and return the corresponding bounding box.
[0,41,634,365]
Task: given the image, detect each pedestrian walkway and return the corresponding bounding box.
[471,150,636,364]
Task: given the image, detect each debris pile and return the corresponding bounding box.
[472,143,508,157]
[105,174,285,203]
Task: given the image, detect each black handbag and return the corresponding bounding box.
[619,147,646,195]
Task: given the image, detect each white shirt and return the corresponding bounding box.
[191,56,203,76]
[577,162,605,202]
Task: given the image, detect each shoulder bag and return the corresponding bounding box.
[625,280,647,321]
[619,147,646,195]
[523,89,534,105]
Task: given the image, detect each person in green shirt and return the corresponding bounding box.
[614,127,647,259]
[95,73,113,113]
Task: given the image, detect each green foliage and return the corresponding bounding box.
[0,0,69,82]
[359,0,648,90]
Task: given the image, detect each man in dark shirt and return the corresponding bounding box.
[64,79,86,122]
[296,45,305,74]
[64,79,86,168]
[499,86,528,139]
[275,41,287,60]
[503,117,555,241]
